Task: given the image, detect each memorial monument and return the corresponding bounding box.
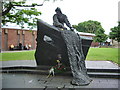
[35,7,92,85]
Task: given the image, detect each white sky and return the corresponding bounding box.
[6,0,119,34]
[30,0,119,34]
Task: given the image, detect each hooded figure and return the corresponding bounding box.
[53,7,74,31]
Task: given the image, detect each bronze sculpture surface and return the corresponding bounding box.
[35,7,92,86]
[53,7,74,31]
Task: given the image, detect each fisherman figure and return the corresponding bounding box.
[53,7,74,31]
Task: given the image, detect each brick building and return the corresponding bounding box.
[1,28,98,51]
[77,32,99,47]
[2,28,37,51]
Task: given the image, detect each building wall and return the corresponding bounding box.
[2,28,37,51]
[8,29,18,48]
[91,42,99,47]
[80,34,99,47]
[2,28,7,50]
[2,28,99,51]
[111,40,119,48]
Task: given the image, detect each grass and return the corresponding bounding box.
[1,48,119,65]
[86,48,119,65]
[1,51,35,61]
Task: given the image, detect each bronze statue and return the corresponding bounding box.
[53,7,74,31]
[35,7,92,86]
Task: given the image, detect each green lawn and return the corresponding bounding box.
[1,48,119,65]
[86,48,119,65]
[1,51,35,61]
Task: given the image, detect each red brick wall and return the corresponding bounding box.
[24,30,37,49]
[8,29,18,47]
[91,42,99,47]
[24,31,32,46]
[80,34,99,47]
[2,28,37,51]
[2,28,99,50]
[2,29,5,50]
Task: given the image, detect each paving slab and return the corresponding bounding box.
[1,59,119,89]
[86,61,119,69]
[1,73,119,89]
[0,60,119,69]
[1,60,37,67]
[0,73,2,90]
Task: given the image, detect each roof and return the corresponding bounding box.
[74,29,95,36]
[1,27,37,31]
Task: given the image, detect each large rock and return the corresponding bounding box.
[35,19,92,67]
[35,19,69,66]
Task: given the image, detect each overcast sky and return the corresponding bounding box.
[6,0,119,34]
[27,0,119,34]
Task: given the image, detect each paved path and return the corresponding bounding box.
[1,73,119,89]
[0,60,119,89]
[86,61,119,69]
[0,60,119,69]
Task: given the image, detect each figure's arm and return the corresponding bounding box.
[64,15,72,28]
[64,15,74,31]
[53,14,64,28]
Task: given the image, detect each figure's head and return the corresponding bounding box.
[55,7,62,14]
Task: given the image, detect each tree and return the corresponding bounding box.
[109,22,120,42]
[2,0,62,29]
[73,20,101,33]
[73,20,108,46]
[2,1,43,29]
[94,28,108,47]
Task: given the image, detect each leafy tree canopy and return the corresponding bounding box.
[2,0,62,29]
[109,22,120,42]
[73,20,101,33]
[94,28,108,43]
[2,1,42,29]
[73,20,108,43]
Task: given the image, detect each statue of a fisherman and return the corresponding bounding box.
[35,7,92,86]
[52,7,92,86]
[53,7,74,31]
